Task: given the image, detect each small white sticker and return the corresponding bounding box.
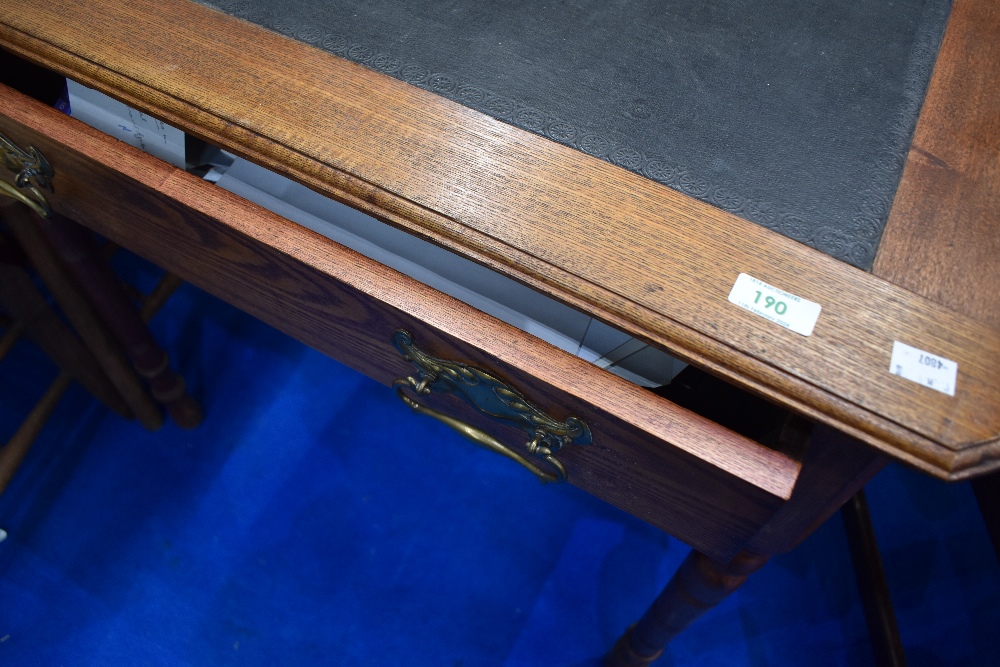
[727,273,822,336]
[889,341,957,396]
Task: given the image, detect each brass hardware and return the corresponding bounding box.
[0,180,50,219]
[392,329,591,483]
[1,131,53,218]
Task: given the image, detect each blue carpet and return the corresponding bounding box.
[1,254,997,666]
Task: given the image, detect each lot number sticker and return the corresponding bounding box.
[728,273,822,336]
[889,341,957,396]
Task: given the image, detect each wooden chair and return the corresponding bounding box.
[0,196,201,494]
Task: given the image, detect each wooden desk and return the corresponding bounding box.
[1,0,997,661]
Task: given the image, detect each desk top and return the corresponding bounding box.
[196,0,952,271]
[0,0,997,479]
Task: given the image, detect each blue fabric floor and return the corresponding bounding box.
[1,254,997,666]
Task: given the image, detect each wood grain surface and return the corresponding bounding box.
[874,0,1000,330]
[0,84,801,559]
[1,0,998,478]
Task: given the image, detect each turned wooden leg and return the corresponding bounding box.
[605,425,888,665]
[0,254,130,417]
[841,490,906,667]
[6,202,202,428]
[3,200,163,430]
[39,211,203,428]
[604,549,769,667]
[0,371,72,493]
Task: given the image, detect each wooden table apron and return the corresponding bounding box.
[2,82,810,563]
[0,1,997,483]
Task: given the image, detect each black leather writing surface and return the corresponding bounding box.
[199,0,951,269]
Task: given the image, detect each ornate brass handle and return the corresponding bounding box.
[392,329,591,483]
[1,131,54,218]
[0,179,50,218]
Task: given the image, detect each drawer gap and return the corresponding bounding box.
[60,78,688,390]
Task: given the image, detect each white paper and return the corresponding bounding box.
[60,80,685,388]
[66,79,186,168]
[215,158,683,387]
[889,341,957,396]
[728,273,822,336]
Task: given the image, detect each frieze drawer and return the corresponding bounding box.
[0,82,800,561]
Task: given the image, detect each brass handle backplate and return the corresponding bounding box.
[392,329,591,483]
[0,131,54,218]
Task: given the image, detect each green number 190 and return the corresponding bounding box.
[754,291,787,315]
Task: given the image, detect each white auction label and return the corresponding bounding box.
[889,341,957,397]
[727,273,821,336]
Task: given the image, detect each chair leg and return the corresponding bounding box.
[841,490,906,667]
[32,210,202,428]
[604,550,769,666]
[0,371,72,493]
[3,201,163,429]
[5,200,202,429]
[0,260,130,417]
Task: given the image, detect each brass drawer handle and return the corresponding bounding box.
[392,329,591,483]
[0,180,50,219]
[1,131,54,218]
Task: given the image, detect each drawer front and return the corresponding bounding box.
[0,83,799,561]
